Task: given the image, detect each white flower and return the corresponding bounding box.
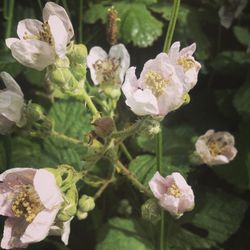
[0,72,25,134]
[49,217,73,245]
[122,53,185,117]
[149,172,194,218]
[195,129,238,166]
[0,168,64,249]
[87,44,130,86]
[5,2,74,71]
[167,41,201,92]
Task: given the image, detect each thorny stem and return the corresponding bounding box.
[160,1,181,250]
[116,160,153,197]
[120,143,133,161]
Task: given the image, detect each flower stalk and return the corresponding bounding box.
[159,1,181,250]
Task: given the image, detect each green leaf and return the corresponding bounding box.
[84,3,108,24]
[151,4,210,60]
[129,155,189,186]
[233,75,250,117]
[45,99,93,169]
[233,26,250,46]
[115,3,163,47]
[137,124,196,166]
[96,217,155,250]
[168,190,247,249]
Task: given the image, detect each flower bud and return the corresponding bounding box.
[70,63,86,82]
[141,199,161,224]
[67,44,88,64]
[140,117,161,136]
[78,195,95,212]
[57,186,78,222]
[76,210,88,220]
[93,117,115,138]
[25,103,44,122]
[102,84,121,100]
[118,199,132,216]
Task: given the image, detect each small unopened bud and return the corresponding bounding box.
[102,84,121,100]
[76,210,88,220]
[25,103,44,122]
[93,117,115,137]
[67,44,88,64]
[140,117,161,136]
[57,186,78,222]
[118,199,132,216]
[141,199,161,224]
[182,93,191,105]
[78,195,95,212]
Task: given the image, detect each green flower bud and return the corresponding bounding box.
[76,210,88,220]
[45,168,63,187]
[67,44,88,64]
[57,186,78,222]
[78,195,95,212]
[25,103,44,122]
[49,67,79,91]
[102,84,121,100]
[70,63,86,82]
[54,57,70,68]
[141,199,161,224]
[118,199,132,216]
[93,117,115,138]
[140,117,161,136]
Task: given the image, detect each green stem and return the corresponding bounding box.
[5,0,14,39]
[116,161,152,197]
[79,0,83,43]
[120,143,133,161]
[163,0,181,53]
[36,0,42,11]
[159,1,181,250]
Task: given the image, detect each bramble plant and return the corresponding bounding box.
[0,0,249,250]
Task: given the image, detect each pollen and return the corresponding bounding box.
[11,185,43,223]
[167,183,181,198]
[177,57,195,71]
[93,58,120,84]
[207,140,226,157]
[23,21,53,46]
[145,70,169,97]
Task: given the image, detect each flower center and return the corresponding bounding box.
[93,58,120,84]
[167,183,181,198]
[177,57,196,71]
[207,140,226,157]
[145,70,169,97]
[12,185,43,223]
[23,21,53,45]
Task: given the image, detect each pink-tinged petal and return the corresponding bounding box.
[9,39,56,70]
[0,183,14,217]
[168,41,180,61]
[159,194,180,216]
[209,155,230,166]
[149,171,167,199]
[33,169,63,210]
[0,72,23,96]
[43,2,74,41]
[178,191,195,213]
[122,67,139,99]
[126,88,159,116]
[5,38,19,49]
[109,44,130,84]
[1,218,28,249]
[48,15,68,57]
[87,46,108,85]
[21,209,59,244]
[17,19,43,39]
[179,43,196,57]
[0,168,36,184]
[61,217,72,245]
[222,145,237,161]
[171,172,189,190]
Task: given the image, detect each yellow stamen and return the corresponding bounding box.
[145,70,169,97]
[177,57,195,71]
[167,183,181,198]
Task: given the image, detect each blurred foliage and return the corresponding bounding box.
[0,0,250,249]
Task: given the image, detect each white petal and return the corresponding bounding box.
[48,15,68,57]
[34,169,63,210]
[43,2,74,41]
[5,38,19,49]
[87,46,108,85]
[9,39,55,70]
[148,171,167,199]
[168,41,180,61]
[179,43,196,57]
[122,67,139,99]
[209,155,229,166]
[171,172,189,190]
[21,209,59,244]
[159,194,180,216]
[109,44,130,84]
[1,218,28,249]
[0,72,23,96]
[61,218,73,245]
[17,19,43,39]
[126,88,159,116]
